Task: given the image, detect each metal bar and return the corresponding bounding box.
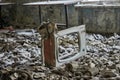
[38,6,42,24]
[64,5,68,28]
[43,35,56,67]
[0,5,2,28]
[0,6,1,18]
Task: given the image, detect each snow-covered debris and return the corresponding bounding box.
[0,30,120,80]
[0,29,41,67]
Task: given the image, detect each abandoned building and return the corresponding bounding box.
[0,0,120,80]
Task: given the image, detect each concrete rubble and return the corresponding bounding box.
[0,30,119,80]
[0,30,41,67]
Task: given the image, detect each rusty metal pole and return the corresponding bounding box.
[0,5,2,27]
[0,5,1,18]
[39,22,57,67]
[64,5,68,28]
[42,34,56,67]
[38,5,42,24]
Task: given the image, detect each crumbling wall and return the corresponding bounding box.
[2,0,120,33]
[78,7,120,33]
[2,0,41,29]
[2,0,78,29]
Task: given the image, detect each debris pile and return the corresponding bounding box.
[0,30,120,80]
[77,33,120,80]
[0,30,41,67]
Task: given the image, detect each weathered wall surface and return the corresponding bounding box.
[2,0,78,29]
[2,0,41,28]
[2,0,120,33]
[33,4,78,27]
[78,7,120,33]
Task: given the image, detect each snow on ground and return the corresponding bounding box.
[0,30,41,67]
[0,29,120,80]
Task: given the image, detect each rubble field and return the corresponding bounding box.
[0,29,120,80]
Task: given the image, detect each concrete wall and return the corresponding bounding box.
[78,6,120,33]
[2,0,120,33]
[40,4,78,27]
[2,0,78,29]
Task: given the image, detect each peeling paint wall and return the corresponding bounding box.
[2,0,78,29]
[78,7,120,33]
[40,4,78,27]
[2,0,120,33]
